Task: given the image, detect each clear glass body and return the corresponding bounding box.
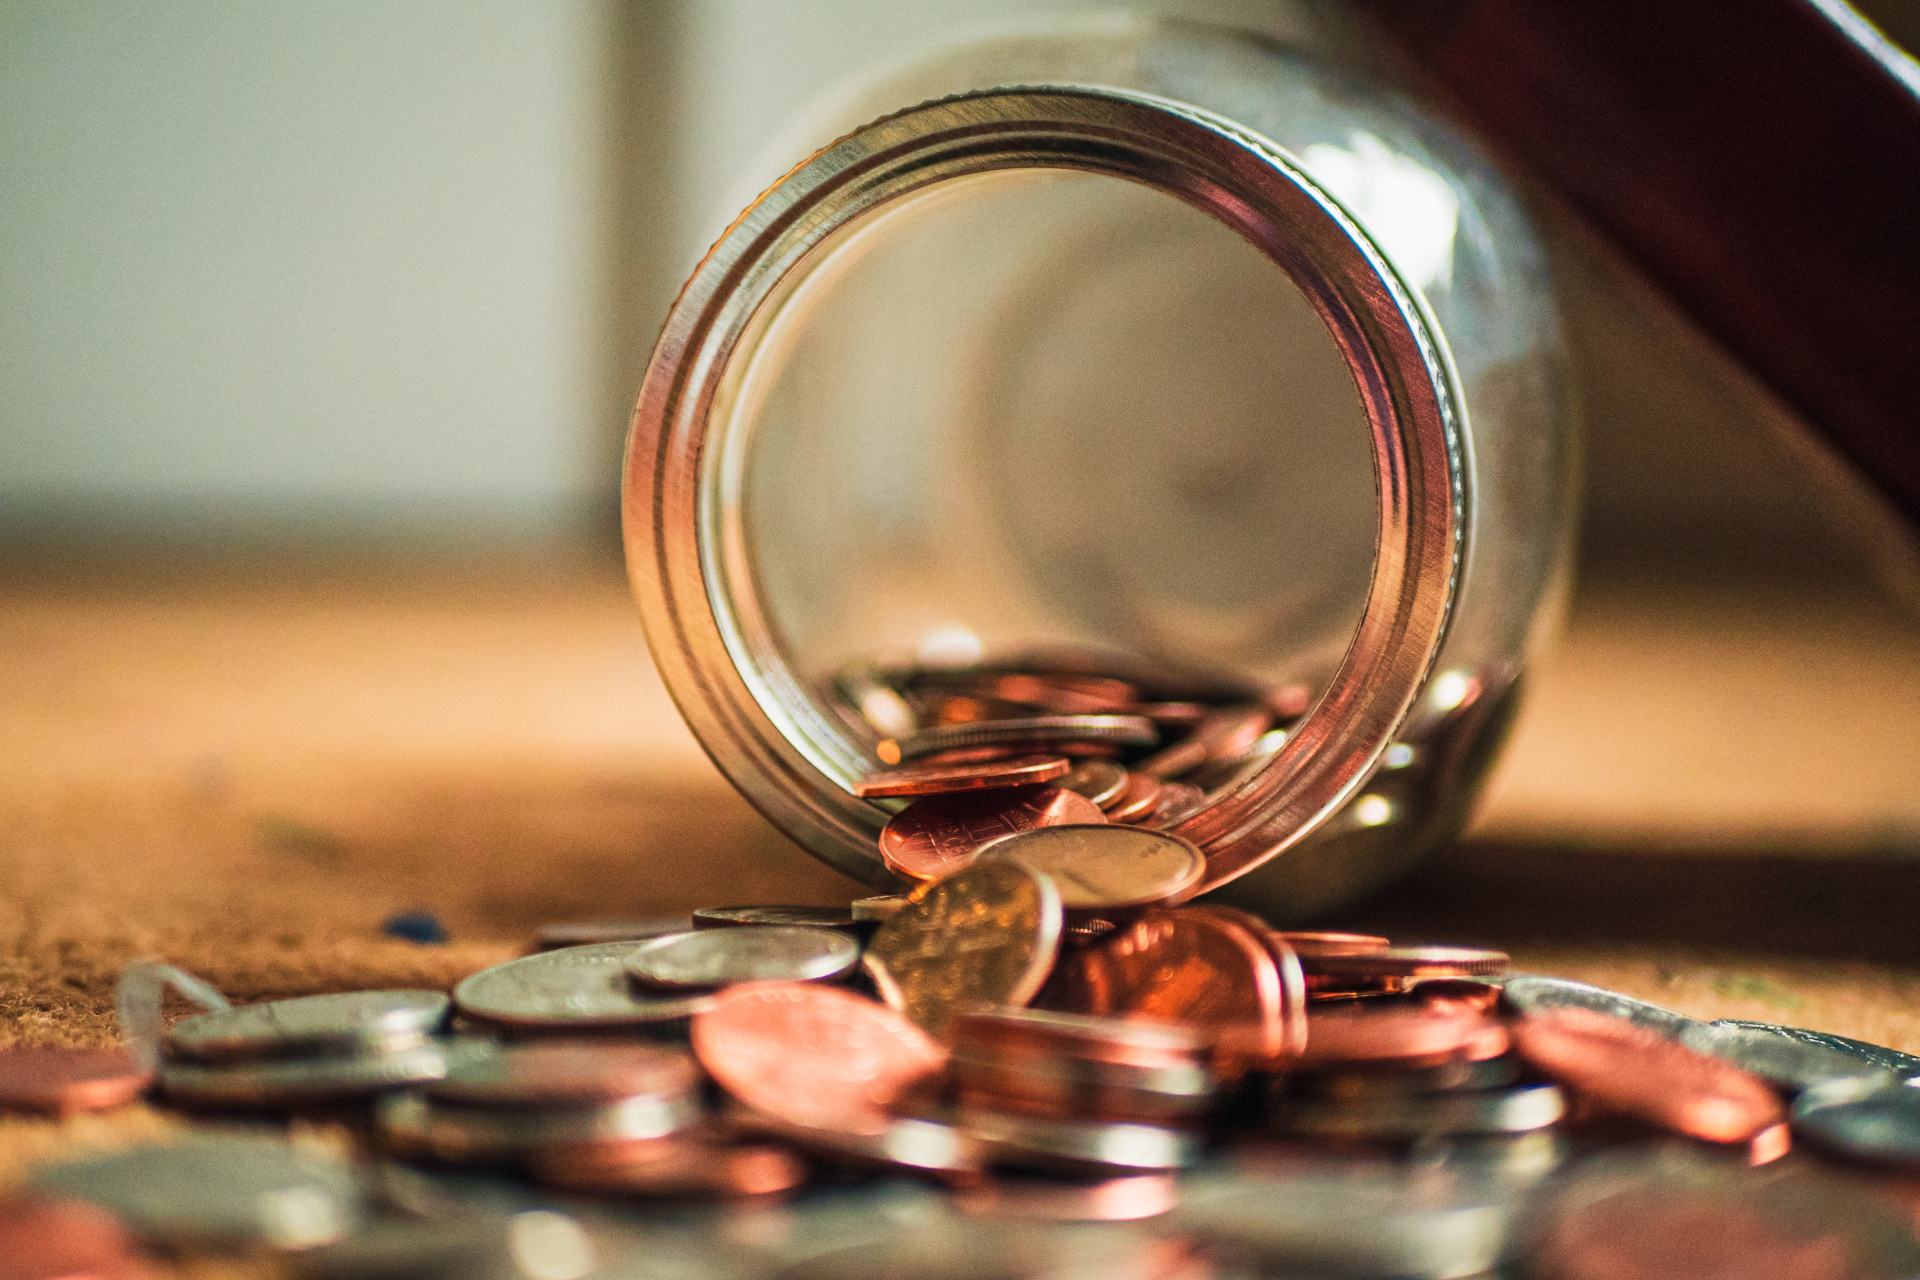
[625,16,1576,922]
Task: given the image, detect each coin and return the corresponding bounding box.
[626,926,860,990]
[1500,974,1700,1040]
[0,1046,152,1114]
[1146,782,1206,827]
[897,715,1158,760]
[1709,1018,1920,1078]
[378,1089,702,1163]
[1792,1075,1920,1167]
[1300,946,1510,988]
[426,1041,697,1108]
[1186,906,1309,1055]
[0,1195,153,1280]
[536,917,691,950]
[30,1134,366,1248]
[855,754,1072,798]
[1039,908,1286,1065]
[878,786,1104,883]
[976,825,1203,913]
[1137,706,1270,779]
[692,981,947,1134]
[1289,1051,1523,1101]
[950,1047,1212,1127]
[917,672,1138,716]
[1276,931,1391,957]
[851,894,910,922]
[961,1109,1199,1173]
[864,861,1064,1038]
[159,1042,452,1106]
[691,905,862,931]
[1276,1082,1565,1140]
[527,1137,807,1198]
[453,944,716,1030]
[730,1106,984,1178]
[1102,773,1163,824]
[1511,1006,1785,1142]
[1297,1002,1509,1067]
[166,990,450,1063]
[953,1173,1177,1222]
[1679,1020,1891,1092]
[1056,759,1128,808]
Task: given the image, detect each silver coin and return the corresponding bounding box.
[1056,759,1128,808]
[1792,1074,1920,1167]
[1679,1020,1894,1092]
[167,990,450,1063]
[535,917,691,950]
[289,1215,519,1280]
[1274,1082,1565,1141]
[627,926,860,990]
[1174,1168,1509,1279]
[426,1039,698,1108]
[960,1108,1198,1172]
[899,715,1158,759]
[1497,974,1700,1039]
[30,1133,366,1248]
[974,824,1204,911]
[1711,1018,1920,1078]
[692,905,862,932]
[453,943,716,1029]
[160,1042,455,1106]
[851,895,910,923]
[377,1089,703,1163]
[730,1106,983,1176]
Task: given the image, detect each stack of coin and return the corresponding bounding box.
[159,990,454,1108]
[947,1008,1213,1175]
[377,1040,714,1177]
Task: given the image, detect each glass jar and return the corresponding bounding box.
[623,15,1576,922]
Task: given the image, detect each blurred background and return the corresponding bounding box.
[3,0,1918,965]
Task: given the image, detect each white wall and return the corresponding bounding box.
[0,2,611,529]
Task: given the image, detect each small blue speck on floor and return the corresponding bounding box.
[382,910,447,945]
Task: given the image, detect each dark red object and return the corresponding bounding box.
[1360,0,1920,525]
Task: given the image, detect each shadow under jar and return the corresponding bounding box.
[624,17,1576,923]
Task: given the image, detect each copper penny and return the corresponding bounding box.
[1512,1006,1786,1142]
[0,1195,154,1280]
[1187,906,1308,1055]
[914,742,1121,768]
[855,754,1071,798]
[1276,931,1391,957]
[1263,683,1312,719]
[864,861,1064,1038]
[899,715,1157,761]
[949,1007,1205,1070]
[1298,945,1509,981]
[1103,772,1163,824]
[878,785,1104,882]
[1138,706,1272,779]
[1297,1001,1508,1067]
[1040,908,1286,1064]
[527,1138,805,1199]
[427,1041,697,1108]
[918,693,1032,725]
[0,1047,152,1115]
[978,825,1204,912]
[692,981,946,1135]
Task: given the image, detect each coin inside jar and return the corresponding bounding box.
[626,926,860,990]
[894,715,1158,761]
[975,825,1204,912]
[878,785,1104,883]
[1056,759,1129,808]
[864,861,1064,1039]
[854,754,1072,798]
[692,981,947,1135]
[1101,773,1163,824]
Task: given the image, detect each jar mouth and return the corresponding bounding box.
[626,86,1465,894]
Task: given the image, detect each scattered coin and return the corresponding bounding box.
[0,1046,152,1115]
[864,861,1064,1038]
[1276,1082,1565,1140]
[378,1088,702,1164]
[626,926,860,990]
[692,981,947,1135]
[855,754,1072,798]
[159,1042,452,1107]
[453,944,716,1030]
[535,917,691,950]
[1055,758,1129,808]
[527,1137,807,1199]
[691,905,863,932]
[730,1107,985,1179]
[1680,1019,1892,1092]
[1511,1006,1786,1143]
[1710,1018,1920,1078]
[30,1135,366,1249]
[167,990,450,1063]
[961,1109,1199,1173]
[851,894,910,922]
[1500,974,1701,1040]
[426,1040,698,1108]
[878,785,1105,882]
[1297,1001,1510,1068]
[1792,1074,1920,1167]
[975,825,1204,912]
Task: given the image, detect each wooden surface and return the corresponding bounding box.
[1,542,1917,1185]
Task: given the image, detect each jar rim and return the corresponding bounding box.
[624,85,1465,893]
